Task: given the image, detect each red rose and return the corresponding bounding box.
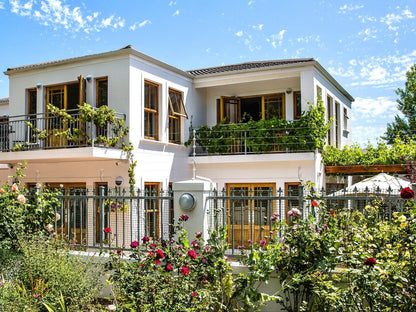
[401,187,415,199]
[104,227,111,233]
[191,291,197,298]
[181,266,190,276]
[147,251,154,257]
[364,257,377,267]
[331,210,336,217]
[180,215,189,221]
[312,200,319,207]
[155,260,161,265]
[166,263,172,271]
[156,249,164,259]
[142,236,150,243]
[130,241,139,248]
[188,250,197,259]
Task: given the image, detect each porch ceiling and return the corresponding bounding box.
[0,147,127,164]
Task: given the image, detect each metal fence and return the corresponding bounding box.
[38,185,408,252]
[207,185,406,255]
[48,186,173,250]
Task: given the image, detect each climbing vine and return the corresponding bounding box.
[16,103,136,190]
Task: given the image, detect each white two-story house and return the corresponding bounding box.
[0,45,353,246]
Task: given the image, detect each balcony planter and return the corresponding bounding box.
[325,164,405,175]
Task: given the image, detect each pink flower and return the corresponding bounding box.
[259,239,267,246]
[107,305,117,311]
[156,249,164,259]
[155,259,161,265]
[248,239,253,244]
[188,250,197,259]
[181,266,190,276]
[237,245,245,249]
[166,263,173,271]
[147,251,154,257]
[130,241,139,248]
[292,224,299,230]
[180,214,189,221]
[191,291,197,298]
[11,183,18,192]
[104,227,111,233]
[17,194,26,204]
[142,236,150,243]
[288,208,301,217]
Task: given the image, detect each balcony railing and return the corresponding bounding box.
[0,109,126,152]
[189,121,326,156]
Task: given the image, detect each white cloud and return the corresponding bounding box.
[130,19,151,31]
[248,0,255,6]
[339,4,364,13]
[358,28,377,41]
[402,9,414,19]
[7,0,125,33]
[169,1,176,6]
[235,30,243,37]
[253,24,263,31]
[268,29,286,48]
[0,2,4,9]
[353,96,397,118]
[172,9,179,16]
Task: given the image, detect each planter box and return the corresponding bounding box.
[325,164,405,175]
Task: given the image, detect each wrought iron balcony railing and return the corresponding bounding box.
[0,109,126,152]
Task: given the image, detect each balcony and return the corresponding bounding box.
[0,108,127,160]
[189,117,328,157]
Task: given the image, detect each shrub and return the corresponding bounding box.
[107,218,263,312]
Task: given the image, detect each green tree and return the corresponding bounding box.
[385,64,416,144]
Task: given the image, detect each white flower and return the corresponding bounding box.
[288,208,301,217]
[45,224,53,232]
[17,194,26,204]
[55,213,61,221]
[107,305,117,311]
[36,182,42,188]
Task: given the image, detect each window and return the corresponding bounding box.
[285,182,301,220]
[145,182,160,240]
[343,108,348,130]
[335,102,340,148]
[27,89,37,143]
[327,95,333,146]
[144,81,158,140]
[293,91,301,120]
[218,93,285,124]
[168,89,188,143]
[226,183,275,247]
[317,86,322,101]
[96,77,108,108]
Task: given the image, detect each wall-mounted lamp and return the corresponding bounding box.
[36,83,42,89]
[179,193,196,211]
[286,88,292,94]
[85,75,93,82]
[115,176,124,186]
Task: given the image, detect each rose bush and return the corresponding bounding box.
[107,217,261,312]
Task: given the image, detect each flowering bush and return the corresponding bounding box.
[107,217,256,312]
[104,199,129,213]
[0,164,60,249]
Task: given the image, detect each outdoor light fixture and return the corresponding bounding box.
[115,176,124,186]
[36,83,42,89]
[86,75,92,82]
[179,193,196,211]
[286,88,292,94]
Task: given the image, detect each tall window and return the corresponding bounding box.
[317,86,322,101]
[144,81,159,140]
[264,94,284,120]
[145,182,160,240]
[168,89,188,143]
[27,89,37,143]
[293,91,302,120]
[327,95,333,146]
[343,108,348,131]
[96,77,108,108]
[335,102,340,148]
[285,182,301,220]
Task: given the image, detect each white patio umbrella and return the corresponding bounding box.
[330,172,411,196]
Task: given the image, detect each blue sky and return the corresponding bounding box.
[0,0,416,145]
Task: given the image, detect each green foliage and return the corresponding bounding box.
[322,139,416,166]
[108,220,262,312]
[0,163,60,249]
[241,187,416,312]
[385,64,416,144]
[187,101,329,154]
